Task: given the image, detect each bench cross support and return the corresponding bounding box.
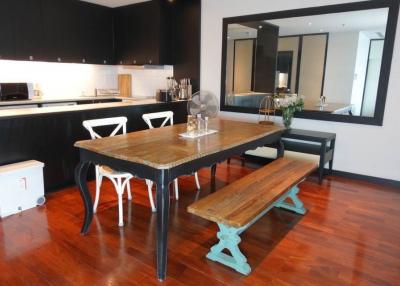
[275,186,306,215]
[206,224,251,275]
[206,185,306,275]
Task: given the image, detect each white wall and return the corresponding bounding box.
[0,60,117,98]
[117,65,173,98]
[201,0,400,181]
[0,60,172,99]
[278,37,299,93]
[351,31,370,115]
[299,34,327,105]
[323,31,359,104]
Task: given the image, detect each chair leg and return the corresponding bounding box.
[174,179,179,200]
[194,172,201,190]
[94,173,103,214]
[117,178,124,227]
[126,179,132,201]
[146,179,156,213]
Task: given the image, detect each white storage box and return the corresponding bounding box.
[0,160,45,218]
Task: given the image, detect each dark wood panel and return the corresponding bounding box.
[42,0,83,62]
[80,1,114,64]
[13,0,46,61]
[0,0,16,59]
[253,22,279,93]
[114,1,162,65]
[171,0,201,92]
[0,102,188,192]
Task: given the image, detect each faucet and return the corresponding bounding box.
[320,96,326,106]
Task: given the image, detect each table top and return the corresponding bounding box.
[75,119,284,169]
[283,128,336,142]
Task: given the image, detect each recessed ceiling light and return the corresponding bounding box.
[258,25,263,29]
[308,22,312,26]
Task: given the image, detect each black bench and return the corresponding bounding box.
[281,129,336,184]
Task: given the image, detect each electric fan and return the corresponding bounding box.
[187,91,219,118]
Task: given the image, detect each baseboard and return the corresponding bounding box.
[327,169,400,188]
[231,154,400,188]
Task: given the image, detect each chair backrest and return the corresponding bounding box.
[82,117,127,139]
[142,111,174,129]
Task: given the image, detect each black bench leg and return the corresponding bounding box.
[211,164,217,177]
[318,142,327,184]
[276,139,284,158]
[329,139,335,175]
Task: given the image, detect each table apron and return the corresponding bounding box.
[77,131,282,183]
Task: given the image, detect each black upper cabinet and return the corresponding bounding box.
[13,0,46,61]
[42,0,83,63]
[114,0,172,65]
[1,0,114,65]
[0,0,200,74]
[0,0,16,59]
[42,0,114,64]
[80,2,114,65]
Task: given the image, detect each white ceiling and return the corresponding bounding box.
[80,0,151,8]
[267,8,388,36]
[228,8,388,38]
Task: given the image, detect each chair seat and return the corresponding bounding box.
[99,165,131,178]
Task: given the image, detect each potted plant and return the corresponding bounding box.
[274,95,304,128]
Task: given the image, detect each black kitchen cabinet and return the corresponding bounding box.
[0,0,16,60]
[171,0,201,92]
[42,0,114,64]
[0,0,201,85]
[13,0,46,62]
[80,2,114,65]
[42,0,83,63]
[114,0,172,65]
[0,0,114,65]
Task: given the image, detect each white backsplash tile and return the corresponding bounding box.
[0,60,173,99]
[117,65,173,98]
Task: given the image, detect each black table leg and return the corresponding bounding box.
[156,170,170,281]
[211,164,217,177]
[74,161,93,235]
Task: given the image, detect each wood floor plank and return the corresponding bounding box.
[0,160,399,285]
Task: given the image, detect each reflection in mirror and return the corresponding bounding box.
[223,7,390,118]
[226,22,278,108]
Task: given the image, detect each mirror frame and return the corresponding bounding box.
[220,0,399,126]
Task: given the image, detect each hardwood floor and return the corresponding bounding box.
[0,159,399,285]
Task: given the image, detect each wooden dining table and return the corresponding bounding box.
[74,118,284,281]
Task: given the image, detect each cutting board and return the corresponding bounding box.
[118,74,132,97]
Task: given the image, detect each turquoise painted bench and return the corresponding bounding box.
[187,158,317,275]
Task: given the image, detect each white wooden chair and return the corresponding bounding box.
[82,117,155,225]
[142,111,201,210]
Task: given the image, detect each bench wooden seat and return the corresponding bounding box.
[187,157,317,275]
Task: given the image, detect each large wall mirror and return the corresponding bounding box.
[220,0,399,125]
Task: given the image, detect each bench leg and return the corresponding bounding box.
[275,186,306,215]
[206,224,251,275]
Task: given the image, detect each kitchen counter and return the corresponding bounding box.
[0,99,188,192]
[0,98,186,119]
[0,96,146,106]
[303,102,353,114]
